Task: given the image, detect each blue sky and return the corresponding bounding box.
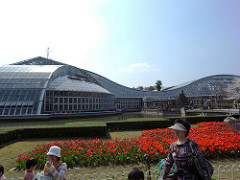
[0,0,239,88]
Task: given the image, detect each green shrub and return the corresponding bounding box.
[0,126,107,147]
[107,120,172,131]
[168,115,228,124]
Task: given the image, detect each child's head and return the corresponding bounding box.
[0,165,4,176]
[26,158,37,170]
[128,167,144,180]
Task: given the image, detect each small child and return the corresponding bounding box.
[128,167,144,180]
[0,165,6,180]
[24,158,37,180]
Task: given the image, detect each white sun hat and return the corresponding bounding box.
[168,123,187,131]
[46,146,61,157]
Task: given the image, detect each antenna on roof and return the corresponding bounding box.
[46,47,53,59]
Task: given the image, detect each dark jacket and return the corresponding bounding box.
[162,139,211,180]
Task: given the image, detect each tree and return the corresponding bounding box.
[149,86,155,91]
[144,86,155,91]
[178,90,188,107]
[137,86,144,90]
[200,97,204,108]
[155,80,162,91]
[169,98,173,108]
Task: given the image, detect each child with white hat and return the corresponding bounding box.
[44,146,67,180]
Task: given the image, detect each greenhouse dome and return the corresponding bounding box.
[0,56,239,117]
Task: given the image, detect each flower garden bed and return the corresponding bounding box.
[16,122,240,169]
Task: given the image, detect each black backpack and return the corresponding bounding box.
[189,140,214,179]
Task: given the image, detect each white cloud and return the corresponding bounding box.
[119,63,160,73]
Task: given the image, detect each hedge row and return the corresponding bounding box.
[168,115,228,124]
[106,115,228,131]
[0,126,107,147]
[106,120,172,131]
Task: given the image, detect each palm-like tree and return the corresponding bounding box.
[155,80,162,91]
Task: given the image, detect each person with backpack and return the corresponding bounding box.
[161,119,212,180]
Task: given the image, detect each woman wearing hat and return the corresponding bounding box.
[44,146,67,180]
[161,119,211,180]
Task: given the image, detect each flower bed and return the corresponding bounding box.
[16,122,240,169]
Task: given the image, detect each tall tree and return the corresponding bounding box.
[155,80,162,91]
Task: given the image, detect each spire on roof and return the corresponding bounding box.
[46,47,53,59]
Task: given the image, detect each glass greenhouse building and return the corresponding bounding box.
[0,56,239,117]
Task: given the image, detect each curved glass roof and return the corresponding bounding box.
[85,70,240,99]
[0,65,61,89]
[164,80,195,91]
[83,70,146,98]
[0,64,111,93]
[160,74,240,98]
[47,75,112,94]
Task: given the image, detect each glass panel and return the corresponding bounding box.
[3,109,9,115]
[78,104,81,110]
[19,91,26,101]
[21,108,27,115]
[27,108,32,114]
[54,91,59,96]
[64,105,68,110]
[7,90,15,101]
[49,105,53,111]
[5,102,11,107]
[64,98,68,103]
[33,103,38,114]
[54,98,58,103]
[30,90,36,101]
[54,105,58,111]
[15,108,21,115]
[28,101,34,106]
[9,109,15,115]
[16,102,23,106]
[22,101,28,106]
[2,90,9,101]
